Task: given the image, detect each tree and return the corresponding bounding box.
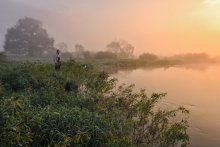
[55,42,69,52]
[83,51,92,59]
[107,40,134,58]
[0,52,6,63]
[4,17,54,56]
[139,53,159,61]
[75,44,85,58]
[94,51,117,59]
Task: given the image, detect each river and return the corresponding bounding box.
[112,64,220,147]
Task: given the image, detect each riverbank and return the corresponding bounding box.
[0,59,189,146]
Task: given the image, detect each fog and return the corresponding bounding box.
[1,0,220,56]
[0,0,145,53]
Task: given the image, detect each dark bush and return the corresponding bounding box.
[65,80,78,93]
[139,53,159,61]
[94,51,117,59]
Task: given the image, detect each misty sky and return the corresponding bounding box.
[1,0,220,56]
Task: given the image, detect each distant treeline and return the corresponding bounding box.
[0,16,171,67]
[168,53,220,64]
[1,17,219,70]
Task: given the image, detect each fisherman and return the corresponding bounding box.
[53,49,61,70]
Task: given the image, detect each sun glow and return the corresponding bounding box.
[195,0,220,31]
[2,0,220,55]
[203,0,220,5]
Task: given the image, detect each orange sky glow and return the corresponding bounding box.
[49,0,220,56]
[1,0,220,56]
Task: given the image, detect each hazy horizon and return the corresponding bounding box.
[1,0,220,56]
[1,1,220,146]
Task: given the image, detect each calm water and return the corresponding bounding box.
[112,64,220,147]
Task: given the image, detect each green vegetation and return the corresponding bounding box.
[94,51,117,59]
[93,58,180,73]
[4,53,181,74]
[139,53,159,62]
[0,52,6,63]
[1,17,190,146]
[0,60,189,146]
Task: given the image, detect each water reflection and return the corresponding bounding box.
[105,62,219,75]
[112,63,220,147]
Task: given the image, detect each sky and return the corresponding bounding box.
[1,0,220,56]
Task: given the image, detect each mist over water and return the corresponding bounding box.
[2,1,220,146]
[113,63,220,147]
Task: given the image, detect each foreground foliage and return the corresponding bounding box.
[0,60,189,146]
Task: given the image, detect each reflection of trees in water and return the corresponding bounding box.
[112,70,133,78]
[101,66,134,74]
[142,63,217,72]
[177,64,210,71]
[106,63,220,74]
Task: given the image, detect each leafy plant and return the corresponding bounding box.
[0,59,190,147]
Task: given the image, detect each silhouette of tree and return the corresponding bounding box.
[4,17,54,56]
[75,44,85,58]
[83,51,92,59]
[139,53,159,61]
[107,40,134,58]
[0,52,6,62]
[56,42,69,52]
[94,51,117,59]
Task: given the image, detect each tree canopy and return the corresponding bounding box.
[107,40,134,59]
[75,44,85,58]
[4,17,54,56]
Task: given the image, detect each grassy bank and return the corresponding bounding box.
[5,55,182,73]
[0,60,189,146]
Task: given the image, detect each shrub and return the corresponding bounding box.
[0,60,189,146]
[94,51,117,59]
[139,53,159,62]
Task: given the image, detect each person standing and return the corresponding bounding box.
[53,49,61,70]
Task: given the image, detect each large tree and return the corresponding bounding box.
[4,17,54,56]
